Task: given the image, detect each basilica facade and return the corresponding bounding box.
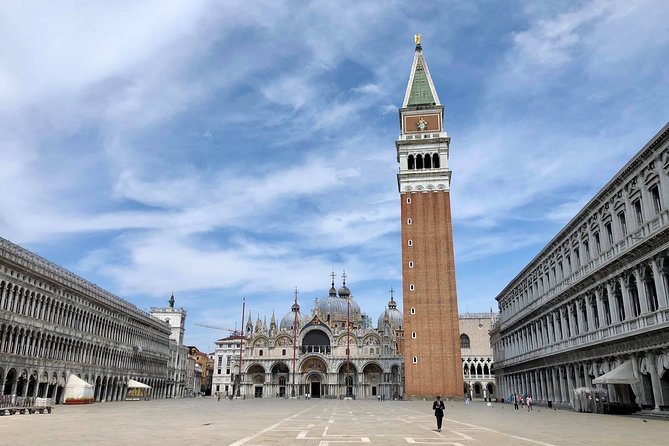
[491,123,669,411]
[213,277,404,399]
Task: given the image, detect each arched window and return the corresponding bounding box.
[416,154,423,169]
[408,155,415,170]
[433,153,440,168]
[424,154,432,168]
[259,349,263,356]
[282,349,286,356]
[460,334,470,349]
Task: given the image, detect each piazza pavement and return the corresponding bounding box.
[0,398,666,446]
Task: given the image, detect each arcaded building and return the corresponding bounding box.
[491,123,669,411]
[397,37,463,398]
[213,277,404,399]
[0,237,171,403]
[460,313,498,400]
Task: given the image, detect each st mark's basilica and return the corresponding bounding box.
[213,274,404,400]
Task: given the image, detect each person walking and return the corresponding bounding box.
[513,392,519,411]
[432,395,445,432]
[527,395,533,411]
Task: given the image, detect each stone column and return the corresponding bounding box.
[558,366,567,402]
[634,267,650,314]
[560,307,569,339]
[566,364,575,404]
[535,371,542,402]
[587,294,597,330]
[528,371,534,400]
[575,364,583,389]
[651,257,668,309]
[619,276,633,318]
[551,368,561,403]
[604,282,618,324]
[584,363,593,388]
[576,299,587,333]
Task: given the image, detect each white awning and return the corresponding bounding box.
[592,360,639,385]
[127,379,151,389]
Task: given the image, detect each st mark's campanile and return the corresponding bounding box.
[397,36,463,399]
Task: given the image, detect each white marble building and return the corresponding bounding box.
[212,334,244,397]
[491,123,669,411]
[0,237,172,403]
[214,277,404,399]
[460,313,498,400]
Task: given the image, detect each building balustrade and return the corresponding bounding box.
[463,373,494,380]
[495,307,669,368]
[495,209,669,332]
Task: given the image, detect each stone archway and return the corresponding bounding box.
[26,370,38,397]
[362,363,383,399]
[300,357,327,398]
[16,370,28,397]
[271,362,290,398]
[305,372,323,398]
[246,364,266,398]
[3,368,17,395]
[337,362,357,397]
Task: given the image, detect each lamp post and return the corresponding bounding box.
[346,289,352,397]
[292,288,298,398]
[236,297,245,398]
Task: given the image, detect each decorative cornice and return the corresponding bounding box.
[0,237,166,331]
[495,122,669,303]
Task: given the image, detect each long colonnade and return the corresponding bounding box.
[491,123,669,412]
[0,237,172,403]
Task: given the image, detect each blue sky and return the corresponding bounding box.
[1,1,668,352]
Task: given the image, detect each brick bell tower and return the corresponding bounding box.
[397,35,463,399]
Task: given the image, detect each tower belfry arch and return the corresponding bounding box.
[396,36,463,399]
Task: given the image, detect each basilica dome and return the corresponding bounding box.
[316,278,362,327]
[280,298,308,331]
[377,296,403,329]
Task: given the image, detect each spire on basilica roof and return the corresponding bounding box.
[292,287,300,312]
[246,310,253,331]
[402,34,440,108]
[338,270,351,298]
[270,310,277,330]
[329,269,337,297]
[388,287,397,309]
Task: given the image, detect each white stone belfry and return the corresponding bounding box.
[396,40,451,194]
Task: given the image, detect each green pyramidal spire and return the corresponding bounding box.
[403,37,440,108]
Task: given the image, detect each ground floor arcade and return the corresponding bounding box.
[235,356,403,399]
[0,365,169,404]
[497,348,669,411]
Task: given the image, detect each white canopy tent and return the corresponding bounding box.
[127,379,151,389]
[64,374,94,405]
[592,360,639,385]
[126,379,151,401]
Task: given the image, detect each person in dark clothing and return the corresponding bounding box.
[513,392,519,411]
[432,395,445,432]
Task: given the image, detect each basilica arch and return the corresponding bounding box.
[300,356,327,398]
[270,362,290,397]
[362,362,383,398]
